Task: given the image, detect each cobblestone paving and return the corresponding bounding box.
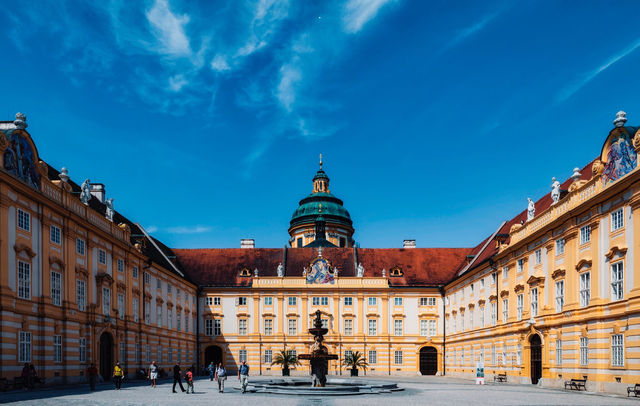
[1,376,637,405]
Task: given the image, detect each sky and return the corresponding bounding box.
[2,0,640,249]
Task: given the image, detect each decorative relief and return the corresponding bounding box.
[605,246,627,260]
[2,127,40,189]
[514,284,525,293]
[602,127,637,185]
[633,129,640,151]
[14,243,36,258]
[575,259,592,271]
[526,275,545,287]
[551,268,566,279]
[500,290,509,298]
[306,257,334,284]
[95,272,114,286]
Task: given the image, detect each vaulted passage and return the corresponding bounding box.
[419,346,438,375]
[530,334,542,385]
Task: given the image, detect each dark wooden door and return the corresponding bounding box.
[419,347,438,375]
[530,335,542,385]
[99,332,113,381]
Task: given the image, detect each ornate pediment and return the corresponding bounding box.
[477,299,486,306]
[14,243,36,258]
[95,272,114,286]
[575,258,592,272]
[551,268,566,280]
[500,290,509,298]
[526,275,545,287]
[605,246,627,260]
[488,294,498,302]
[75,265,89,278]
[514,284,525,294]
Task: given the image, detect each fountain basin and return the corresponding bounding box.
[234,377,403,396]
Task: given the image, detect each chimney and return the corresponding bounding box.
[90,183,106,203]
[241,239,255,249]
[403,240,416,249]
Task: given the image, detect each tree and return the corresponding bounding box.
[343,351,368,374]
[271,350,301,375]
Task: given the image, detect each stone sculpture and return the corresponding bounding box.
[356,262,364,277]
[80,179,91,205]
[105,198,114,221]
[277,262,284,277]
[527,198,535,221]
[254,268,259,277]
[550,177,561,204]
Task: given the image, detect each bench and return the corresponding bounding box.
[564,378,587,391]
[628,384,640,397]
[494,373,507,382]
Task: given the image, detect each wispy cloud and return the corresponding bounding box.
[145,0,192,58]
[557,37,640,103]
[167,225,212,234]
[342,0,394,34]
[442,8,503,52]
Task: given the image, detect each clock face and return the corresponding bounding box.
[307,258,334,284]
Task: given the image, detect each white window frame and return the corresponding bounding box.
[344,319,353,336]
[79,337,86,363]
[502,266,508,280]
[76,279,86,311]
[516,294,523,320]
[611,208,624,231]
[76,238,85,256]
[205,297,213,306]
[239,349,247,363]
[368,297,377,306]
[530,288,538,317]
[394,319,403,336]
[490,301,496,325]
[50,271,62,306]
[288,297,296,306]
[117,259,125,273]
[214,297,221,305]
[132,298,139,323]
[368,350,377,364]
[50,225,61,244]
[502,299,508,323]
[264,318,273,335]
[344,297,353,306]
[264,349,273,364]
[611,262,624,301]
[394,297,403,306]
[213,319,221,336]
[534,249,542,265]
[102,287,111,316]
[517,259,524,273]
[288,318,297,335]
[420,320,428,336]
[612,334,624,367]
[556,339,562,366]
[17,209,30,231]
[117,293,125,320]
[18,260,31,300]
[264,297,273,306]
[580,272,590,307]
[239,319,248,335]
[368,319,377,336]
[132,266,138,279]
[19,331,31,363]
[54,335,62,363]
[238,296,247,306]
[429,319,436,336]
[98,249,107,265]
[205,319,213,336]
[580,225,591,245]
[555,238,565,255]
[394,350,403,365]
[580,337,589,366]
[555,280,564,312]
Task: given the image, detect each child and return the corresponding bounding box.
[185,367,194,394]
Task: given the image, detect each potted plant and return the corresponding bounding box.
[271,350,301,376]
[343,351,368,376]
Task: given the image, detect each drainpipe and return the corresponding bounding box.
[196,286,201,375]
[440,286,446,376]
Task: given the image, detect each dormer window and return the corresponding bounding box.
[239,267,251,277]
[389,266,403,277]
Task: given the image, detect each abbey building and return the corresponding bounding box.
[0,111,639,394]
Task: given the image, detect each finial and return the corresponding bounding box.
[319,153,323,169]
[318,203,322,213]
[614,111,627,127]
[571,167,581,182]
[14,112,27,130]
[59,167,69,183]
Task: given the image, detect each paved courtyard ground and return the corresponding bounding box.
[1,375,637,405]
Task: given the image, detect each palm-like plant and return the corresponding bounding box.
[271,350,301,370]
[343,351,368,372]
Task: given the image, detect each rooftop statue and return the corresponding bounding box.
[550,177,561,204]
[105,198,115,222]
[527,198,535,221]
[356,263,364,277]
[277,262,284,277]
[80,179,91,205]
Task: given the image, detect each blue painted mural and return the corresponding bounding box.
[306,257,334,284]
[603,130,637,186]
[2,130,40,189]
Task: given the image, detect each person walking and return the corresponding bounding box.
[148,361,158,388]
[21,363,30,390]
[87,364,98,391]
[214,363,227,393]
[185,367,194,394]
[238,360,250,393]
[172,362,186,393]
[113,362,123,390]
[207,362,215,381]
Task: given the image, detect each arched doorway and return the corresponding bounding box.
[419,346,438,375]
[99,332,114,381]
[529,334,542,385]
[204,345,223,368]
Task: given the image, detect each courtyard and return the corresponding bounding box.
[1,376,637,406]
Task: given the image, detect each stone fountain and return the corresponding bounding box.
[298,309,338,387]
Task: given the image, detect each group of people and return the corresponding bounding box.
[206,360,250,393]
[20,363,42,390]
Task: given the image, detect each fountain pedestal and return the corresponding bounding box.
[298,310,338,387]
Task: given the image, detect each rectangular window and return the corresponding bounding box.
[490,301,496,326]
[580,272,590,307]
[264,297,273,306]
[344,319,353,336]
[517,259,524,273]
[420,320,428,336]
[132,298,139,323]
[368,297,377,306]
[79,337,86,363]
[556,339,562,366]
[185,317,189,333]
[177,314,181,332]
[556,238,565,255]
[288,297,297,306]
[321,319,328,329]
[344,297,353,306]
[18,260,31,300]
[103,287,111,316]
[168,347,172,363]
[394,351,403,365]
[118,342,125,364]
[144,272,150,285]
[239,350,247,363]
[205,297,213,306]
[470,283,474,293]
[50,271,62,306]
[17,209,30,231]
[580,225,591,244]
[428,297,436,306]
[205,319,213,336]
[117,293,125,320]
[288,319,297,335]
[534,249,542,265]
[480,278,485,289]
[287,349,297,361]
[368,350,377,364]
[156,279,162,290]
[145,302,150,325]
[98,249,107,265]
[167,284,172,294]
[517,343,522,365]
[611,262,624,301]
[132,266,138,279]
[264,319,273,335]
[146,345,151,363]
[173,346,177,363]
[517,294,523,321]
[238,297,247,306]
[344,350,353,360]
[214,297,221,305]
[19,331,31,363]
[429,319,436,336]
[530,288,538,317]
[54,335,62,363]
[480,307,485,327]
[611,208,624,231]
[75,280,86,311]
[491,345,496,366]
[156,305,162,327]
[394,297,403,306]
[76,238,86,256]
[612,334,624,367]
[394,319,403,336]
[502,266,508,280]
[491,272,497,285]
[117,259,124,273]
[50,225,61,244]
[555,280,564,312]
[502,299,508,323]
[420,297,428,306]
[214,319,221,336]
[264,349,273,364]
[239,319,248,335]
[368,319,377,335]
[580,337,589,365]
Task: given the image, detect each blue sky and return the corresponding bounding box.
[2,0,640,248]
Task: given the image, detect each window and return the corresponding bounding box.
[238,297,247,306]
[167,284,172,294]
[420,297,428,306]
[470,283,474,293]
[264,297,273,306]
[19,331,31,363]
[611,262,624,301]
[556,339,562,365]
[312,297,328,306]
[321,319,328,329]
[517,259,524,273]
[420,320,428,336]
[580,225,591,244]
[555,280,564,312]
[368,350,377,364]
[344,350,353,360]
[368,297,377,306]
[297,237,303,248]
[429,320,436,336]
[491,272,497,285]
[580,337,589,365]
[98,249,107,265]
[144,302,150,325]
[516,294,523,321]
[239,319,248,335]
[491,345,496,366]
[480,307,485,327]
[611,208,624,231]
[132,266,138,279]
[580,272,590,307]
[144,272,150,285]
[264,319,273,335]
[264,349,273,364]
[491,301,497,326]
[214,297,221,305]
[51,271,62,306]
[534,249,542,265]
[394,297,403,306]
[502,266,508,280]
[176,288,180,300]
[214,319,221,336]
[502,299,508,323]
[530,288,538,317]
[54,335,62,363]
[185,317,189,333]
[18,260,31,299]
[368,319,377,335]
[76,280,86,311]
[102,287,111,316]
[394,351,403,365]
[50,225,61,244]
[344,319,353,336]
[288,319,297,335]
[76,238,86,256]
[287,349,297,361]
[480,278,485,288]
[517,344,522,365]
[344,297,353,306]
[79,337,86,363]
[156,305,162,327]
[394,319,403,336]
[177,314,181,331]
[168,347,173,363]
[205,297,213,306]
[146,345,151,363]
[117,293,125,320]
[117,259,124,273]
[132,298,139,323]
[288,297,297,306]
[156,279,162,290]
[556,238,565,255]
[205,319,213,336]
[17,209,30,231]
[239,350,247,363]
[428,297,436,306]
[612,334,624,367]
